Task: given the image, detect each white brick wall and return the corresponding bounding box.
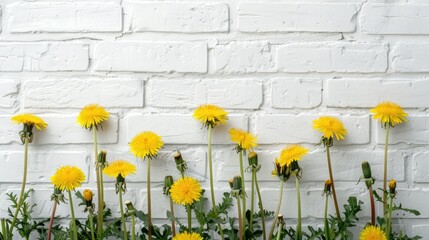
[1,0,428,238]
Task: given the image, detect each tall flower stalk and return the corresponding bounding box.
[163,175,176,236]
[193,104,228,239]
[386,179,397,237]
[9,114,47,235]
[323,180,332,240]
[229,128,257,229]
[103,160,137,240]
[125,201,137,240]
[48,188,65,240]
[77,104,109,238]
[230,176,243,240]
[313,116,347,219]
[83,189,96,240]
[51,166,86,240]
[130,131,164,240]
[371,101,407,213]
[248,152,265,238]
[360,161,376,225]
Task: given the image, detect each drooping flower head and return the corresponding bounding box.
[103,160,136,179]
[170,177,202,206]
[359,225,387,240]
[51,166,86,191]
[12,113,47,131]
[313,116,347,142]
[193,104,228,128]
[277,145,309,167]
[173,232,203,240]
[371,101,407,127]
[77,104,110,130]
[129,131,164,159]
[228,128,258,152]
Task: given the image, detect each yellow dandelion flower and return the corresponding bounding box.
[371,101,407,127]
[83,189,94,202]
[170,177,202,206]
[193,104,228,128]
[77,104,109,129]
[129,131,164,159]
[229,128,257,151]
[173,232,203,240]
[313,116,347,141]
[103,160,136,178]
[51,166,86,191]
[278,145,309,167]
[11,113,47,130]
[359,225,387,240]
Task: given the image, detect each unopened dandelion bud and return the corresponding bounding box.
[231,176,242,197]
[83,189,94,207]
[98,150,107,165]
[163,175,174,195]
[389,179,397,195]
[173,150,187,173]
[324,179,332,194]
[248,151,258,166]
[125,200,135,211]
[277,214,285,226]
[362,161,372,179]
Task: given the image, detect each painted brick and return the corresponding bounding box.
[7,2,122,33]
[326,79,429,108]
[24,79,144,108]
[215,150,405,182]
[414,152,429,183]
[124,2,228,33]
[238,3,358,32]
[392,43,429,72]
[376,116,429,145]
[94,42,207,73]
[255,115,370,144]
[276,43,388,73]
[0,116,21,144]
[0,80,18,109]
[271,79,322,109]
[212,41,276,73]
[0,43,88,72]
[362,4,429,34]
[126,114,247,144]
[149,79,262,109]
[0,151,87,183]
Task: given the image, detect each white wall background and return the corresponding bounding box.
[0,0,428,238]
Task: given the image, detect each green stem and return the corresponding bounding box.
[268,181,284,240]
[383,124,390,214]
[48,201,57,240]
[94,130,103,238]
[147,158,152,240]
[295,177,302,240]
[276,220,283,240]
[169,198,176,237]
[187,204,192,232]
[239,151,247,227]
[237,197,243,240]
[250,169,256,232]
[324,195,330,240]
[326,144,340,219]
[119,183,128,240]
[9,136,29,234]
[255,173,266,240]
[68,191,78,240]
[208,126,225,240]
[387,195,393,238]
[2,219,8,240]
[89,211,96,240]
[131,214,136,240]
[369,187,375,226]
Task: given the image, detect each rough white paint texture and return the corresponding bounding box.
[362,4,429,34]
[124,2,229,33]
[1,1,429,236]
[326,79,429,108]
[0,43,89,71]
[94,42,207,73]
[7,2,122,33]
[238,3,358,32]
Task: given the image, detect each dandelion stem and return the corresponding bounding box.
[131,213,136,240]
[9,136,29,235]
[93,130,103,238]
[386,194,393,237]
[68,191,78,240]
[147,158,152,240]
[208,126,225,240]
[269,181,284,240]
[239,151,247,227]
[326,144,340,219]
[1,219,7,240]
[47,200,58,240]
[119,183,128,240]
[255,173,267,240]
[237,196,243,240]
[89,210,96,240]
[324,194,330,240]
[250,168,256,232]
[383,124,390,214]
[369,187,375,226]
[276,219,283,240]
[295,177,302,240]
[187,204,192,232]
[169,198,176,236]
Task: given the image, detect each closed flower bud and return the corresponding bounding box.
[125,200,135,211]
[231,176,242,198]
[98,150,107,166]
[324,179,332,194]
[163,175,174,195]
[362,161,372,179]
[248,151,258,167]
[389,179,396,195]
[83,189,94,207]
[173,150,187,174]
